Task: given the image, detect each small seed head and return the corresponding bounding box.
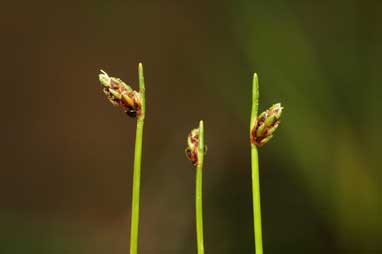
[251,103,283,147]
[98,70,142,118]
[185,128,199,166]
[185,127,207,166]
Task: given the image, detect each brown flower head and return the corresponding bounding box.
[99,70,142,118]
[185,126,208,166]
[251,103,283,147]
[185,128,199,166]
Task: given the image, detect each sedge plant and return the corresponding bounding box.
[185,120,206,254]
[98,63,146,254]
[250,74,283,254]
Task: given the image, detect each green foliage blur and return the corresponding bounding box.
[1,0,380,253]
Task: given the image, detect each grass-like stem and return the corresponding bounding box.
[250,74,263,254]
[129,63,146,254]
[196,120,205,254]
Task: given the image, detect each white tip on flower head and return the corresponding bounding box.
[100,69,108,76]
[99,70,111,87]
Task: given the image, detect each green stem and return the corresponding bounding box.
[130,63,145,254]
[250,73,259,129]
[196,120,205,254]
[251,145,263,254]
[250,73,263,254]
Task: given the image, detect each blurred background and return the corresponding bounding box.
[1,0,381,253]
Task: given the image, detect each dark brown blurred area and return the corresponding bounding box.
[1,0,381,253]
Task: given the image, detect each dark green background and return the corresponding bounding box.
[1,0,381,253]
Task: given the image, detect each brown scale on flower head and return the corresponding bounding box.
[185,147,198,166]
[123,91,141,118]
[251,103,283,147]
[99,70,142,118]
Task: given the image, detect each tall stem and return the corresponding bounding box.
[196,120,205,254]
[250,74,263,254]
[251,145,263,254]
[130,63,145,254]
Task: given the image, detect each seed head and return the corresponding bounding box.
[98,70,142,118]
[185,127,207,166]
[251,103,283,147]
[185,128,199,166]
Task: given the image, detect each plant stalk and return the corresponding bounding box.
[130,63,145,254]
[251,145,263,254]
[196,120,205,254]
[250,73,263,254]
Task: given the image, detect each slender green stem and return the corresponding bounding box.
[130,63,146,254]
[196,120,205,254]
[250,73,263,254]
[251,145,263,254]
[138,63,146,119]
[250,73,259,128]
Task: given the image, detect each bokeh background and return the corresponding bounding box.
[1,0,381,253]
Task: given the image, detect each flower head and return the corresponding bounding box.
[99,70,142,118]
[185,128,199,166]
[185,127,207,166]
[251,103,283,147]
